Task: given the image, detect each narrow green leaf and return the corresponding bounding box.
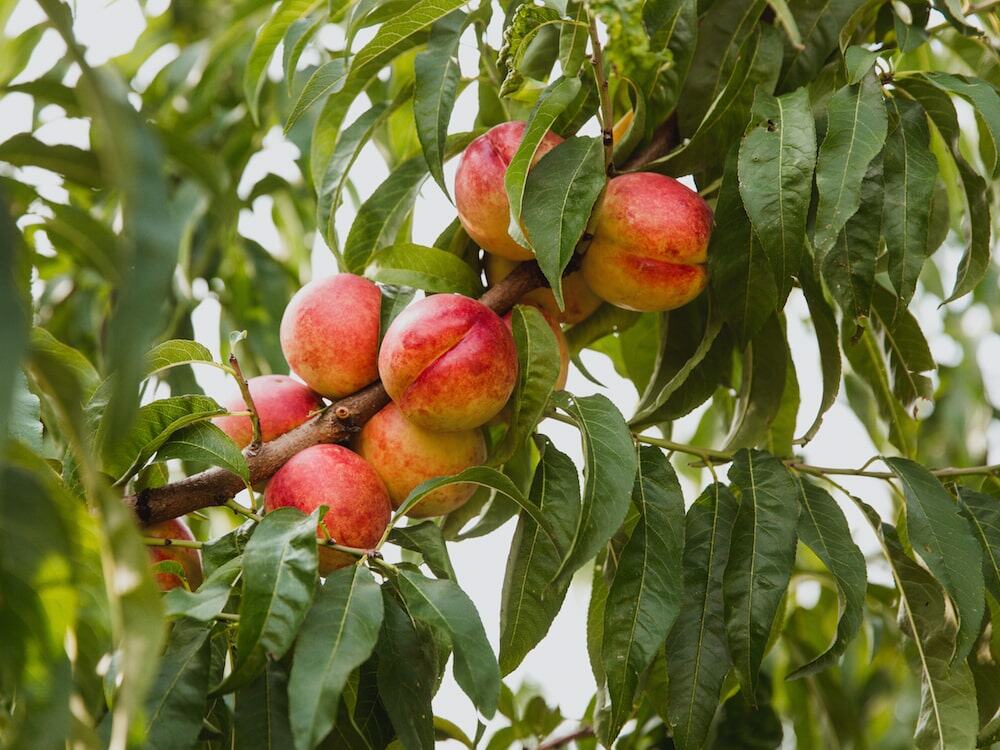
[5,370,42,453]
[0,133,103,188]
[365,243,481,296]
[289,566,384,750]
[724,449,801,700]
[497,4,563,96]
[665,483,739,750]
[602,446,685,741]
[723,314,788,451]
[886,457,985,663]
[283,16,323,92]
[495,306,561,465]
[145,619,212,750]
[155,421,250,482]
[377,592,436,750]
[738,87,816,301]
[244,0,319,120]
[844,45,880,85]
[215,508,320,694]
[813,73,888,258]
[870,285,934,409]
[797,252,841,444]
[957,488,1000,602]
[144,339,215,376]
[389,521,456,580]
[781,0,867,89]
[550,392,638,583]
[766,0,801,47]
[883,97,937,315]
[558,2,588,76]
[234,658,294,748]
[925,72,1000,178]
[286,59,349,133]
[397,570,500,718]
[414,10,466,196]
[788,479,866,678]
[504,76,582,247]
[164,556,242,622]
[499,438,580,674]
[522,136,606,307]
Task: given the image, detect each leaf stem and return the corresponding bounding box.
[228,351,262,456]
[586,8,615,175]
[225,498,262,522]
[538,726,595,749]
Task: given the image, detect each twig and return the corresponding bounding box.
[228,351,262,456]
[143,537,204,549]
[587,8,615,175]
[537,726,594,749]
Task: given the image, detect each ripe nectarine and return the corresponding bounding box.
[146,517,203,591]
[212,374,323,448]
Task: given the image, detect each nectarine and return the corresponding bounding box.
[356,402,486,518]
[582,173,711,312]
[485,254,601,325]
[146,518,203,591]
[503,305,569,390]
[212,374,323,448]
[280,274,381,398]
[379,294,518,431]
[264,444,391,574]
[455,121,563,260]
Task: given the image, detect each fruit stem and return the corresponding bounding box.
[225,498,262,522]
[228,350,263,456]
[586,8,615,176]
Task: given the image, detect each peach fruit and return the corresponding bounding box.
[280,274,381,398]
[356,402,487,518]
[378,294,518,431]
[146,518,203,591]
[582,173,712,312]
[485,254,602,325]
[264,444,391,574]
[503,305,570,390]
[212,375,323,448]
[455,121,563,260]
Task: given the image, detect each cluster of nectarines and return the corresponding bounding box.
[148,119,713,586]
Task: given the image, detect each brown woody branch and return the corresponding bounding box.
[126,262,549,526]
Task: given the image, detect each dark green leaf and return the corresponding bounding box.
[499,438,580,674]
[779,0,868,91]
[559,2,588,76]
[155,421,249,483]
[738,87,816,301]
[5,370,42,453]
[245,0,318,120]
[844,45,880,85]
[215,508,320,694]
[812,74,888,259]
[497,4,564,96]
[925,72,1000,178]
[869,285,934,409]
[397,570,500,718]
[144,339,215,375]
[366,243,481,296]
[797,252,841,444]
[0,133,103,188]
[886,457,985,663]
[724,449,801,699]
[666,483,739,750]
[389,521,456,580]
[957,488,1000,602]
[164,556,242,622]
[788,479,866,678]
[723,314,788,451]
[289,565,384,750]
[602,446,685,741]
[235,658,294,749]
[522,136,606,306]
[286,59,350,133]
[145,619,212,750]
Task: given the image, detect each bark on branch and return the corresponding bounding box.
[126,262,549,526]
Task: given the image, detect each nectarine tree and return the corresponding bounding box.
[3,1,1000,749]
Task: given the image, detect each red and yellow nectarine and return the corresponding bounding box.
[582,172,712,312]
[485,254,601,325]
[212,374,323,448]
[356,402,486,518]
[280,274,381,398]
[264,444,391,574]
[146,518,203,591]
[379,294,518,431]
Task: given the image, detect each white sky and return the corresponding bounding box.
[3,0,999,741]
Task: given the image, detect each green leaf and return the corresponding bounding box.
[665,483,739,750]
[780,0,868,91]
[100,395,226,485]
[559,2,588,76]
[0,133,103,188]
[812,73,888,259]
[495,306,561,465]
[522,136,606,307]
[283,16,323,92]
[925,72,1000,178]
[724,449,801,700]
[602,446,685,741]
[244,0,319,121]
[145,619,212,750]
[0,191,30,450]
[215,507,320,694]
[844,45,880,85]
[234,658,294,748]
[498,3,564,96]
[499,438,580,674]
[737,87,816,301]
[28,328,99,400]
[414,10,466,196]
[708,152,779,347]
[550,392,638,583]
[787,479,866,678]
[869,285,934,409]
[5,370,42,453]
[155,421,250,482]
[365,243,481,296]
[883,97,938,315]
[164,556,242,622]
[797,252,841,444]
[144,339,215,376]
[286,59,350,133]
[723,314,788,451]
[289,565,384,750]
[504,76,582,247]
[820,153,882,335]
[397,570,500,718]
[377,592,436,750]
[886,457,985,664]
[957,489,1000,602]
[389,521,456,580]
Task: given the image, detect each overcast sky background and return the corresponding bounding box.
[3,0,999,740]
